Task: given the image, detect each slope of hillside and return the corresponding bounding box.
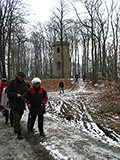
[41,78,74,92]
[84,80,120,135]
[41,78,120,135]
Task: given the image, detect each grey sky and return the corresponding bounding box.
[24,0,56,22]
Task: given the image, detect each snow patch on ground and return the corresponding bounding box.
[38,80,120,159]
[1,79,120,160]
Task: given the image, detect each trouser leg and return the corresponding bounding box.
[12,110,23,133]
[4,109,9,123]
[0,105,3,111]
[30,114,37,131]
[38,114,44,133]
[60,88,61,93]
[10,110,13,126]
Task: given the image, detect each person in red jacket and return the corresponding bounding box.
[82,75,86,82]
[27,77,48,136]
[0,78,7,111]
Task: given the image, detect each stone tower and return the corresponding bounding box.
[52,41,70,78]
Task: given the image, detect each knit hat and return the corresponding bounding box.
[18,71,26,78]
[32,77,41,85]
[1,78,7,82]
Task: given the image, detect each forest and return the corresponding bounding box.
[0,0,120,81]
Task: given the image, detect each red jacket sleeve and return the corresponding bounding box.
[42,88,48,104]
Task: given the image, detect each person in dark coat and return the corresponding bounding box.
[75,74,79,82]
[7,71,28,139]
[27,77,48,136]
[59,80,64,94]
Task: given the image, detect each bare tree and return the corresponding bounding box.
[67,22,80,77]
[0,0,27,78]
[110,0,120,79]
[30,23,46,77]
[51,0,70,77]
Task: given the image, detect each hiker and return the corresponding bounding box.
[59,80,64,94]
[0,78,12,125]
[75,74,79,82]
[27,77,48,137]
[7,71,28,139]
[82,75,86,82]
[0,78,8,111]
[0,87,13,125]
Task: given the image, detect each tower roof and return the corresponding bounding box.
[52,41,69,47]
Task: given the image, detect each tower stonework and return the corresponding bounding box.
[52,41,70,78]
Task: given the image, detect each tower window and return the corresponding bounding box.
[57,47,60,53]
[57,61,61,70]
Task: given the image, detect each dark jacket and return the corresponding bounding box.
[59,81,64,88]
[27,86,48,115]
[7,77,28,111]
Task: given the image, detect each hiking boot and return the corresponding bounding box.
[40,132,46,137]
[17,132,23,139]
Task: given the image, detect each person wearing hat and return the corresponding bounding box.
[27,77,48,137]
[0,78,8,111]
[0,77,13,125]
[7,71,28,139]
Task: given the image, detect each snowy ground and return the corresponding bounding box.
[0,112,37,160]
[0,80,120,160]
[25,80,120,160]
[0,111,54,160]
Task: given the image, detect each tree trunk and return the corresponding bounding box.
[8,28,11,80]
